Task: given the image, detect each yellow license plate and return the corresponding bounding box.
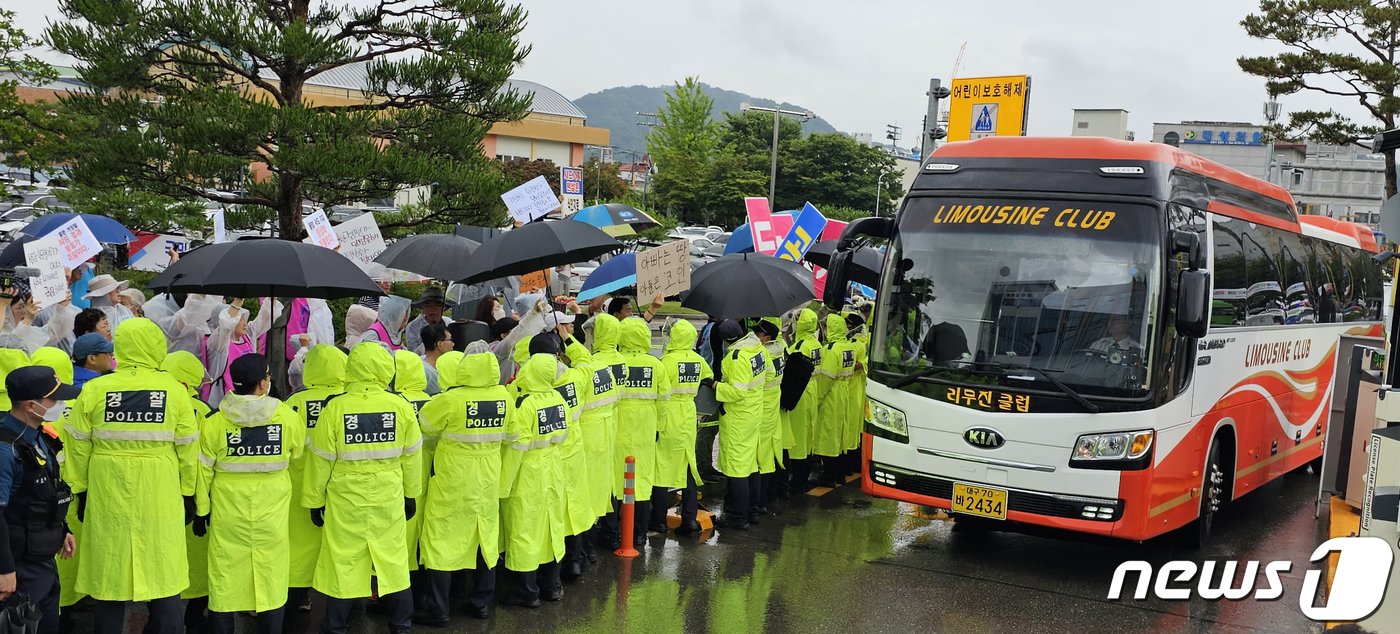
[952,482,1008,520]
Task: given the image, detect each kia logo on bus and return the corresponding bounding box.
[964,427,1005,449]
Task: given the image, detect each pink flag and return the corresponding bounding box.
[745,197,782,255]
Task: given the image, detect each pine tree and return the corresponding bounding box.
[46,0,534,239]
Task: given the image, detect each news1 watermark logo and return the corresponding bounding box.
[1107,537,1394,621]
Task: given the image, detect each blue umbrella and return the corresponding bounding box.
[572,204,660,236]
[577,253,636,301]
[22,212,137,244]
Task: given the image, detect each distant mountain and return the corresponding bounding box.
[573,83,839,156]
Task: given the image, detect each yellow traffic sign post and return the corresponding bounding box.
[947,75,1031,142]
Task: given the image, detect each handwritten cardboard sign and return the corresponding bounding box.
[23,234,67,310]
[635,239,691,300]
[331,213,386,271]
[502,176,561,224]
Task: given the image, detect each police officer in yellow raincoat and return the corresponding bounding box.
[302,342,423,634]
[194,354,304,633]
[27,347,86,632]
[843,313,870,476]
[392,349,431,596]
[416,342,511,623]
[499,345,570,607]
[282,344,345,611]
[652,319,711,535]
[754,319,784,509]
[615,317,669,547]
[545,318,595,580]
[812,314,857,487]
[585,314,625,549]
[161,350,215,631]
[783,309,821,492]
[67,318,198,634]
[713,320,766,530]
[0,347,31,410]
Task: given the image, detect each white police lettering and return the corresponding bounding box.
[412,400,427,416]
[226,424,284,457]
[624,366,653,389]
[841,350,855,369]
[749,352,767,377]
[344,412,396,445]
[102,390,168,424]
[678,362,701,385]
[592,368,614,396]
[1106,537,1393,622]
[811,348,821,365]
[536,404,567,435]
[305,399,327,428]
[772,356,785,376]
[610,363,625,382]
[555,383,578,409]
[465,400,506,429]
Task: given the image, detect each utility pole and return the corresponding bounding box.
[740,103,814,210]
[637,112,662,210]
[922,79,950,159]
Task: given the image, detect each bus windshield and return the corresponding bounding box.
[872,196,1163,400]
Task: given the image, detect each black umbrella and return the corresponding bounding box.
[0,235,37,268]
[157,239,382,397]
[804,241,883,288]
[681,253,815,319]
[458,219,622,284]
[373,234,481,281]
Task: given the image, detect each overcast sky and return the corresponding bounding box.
[9,0,1366,141]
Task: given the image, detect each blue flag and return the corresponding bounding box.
[776,202,828,262]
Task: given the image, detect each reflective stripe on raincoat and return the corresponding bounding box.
[716,332,766,478]
[615,317,669,496]
[759,323,785,475]
[196,394,304,613]
[500,353,569,572]
[30,348,88,606]
[587,314,627,502]
[555,337,594,536]
[418,348,513,571]
[656,320,711,489]
[69,318,199,602]
[784,309,821,460]
[301,342,424,600]
[580,315,619,518]
[393,349,432,567]
[281,345,347,588]
[812,314,856,458]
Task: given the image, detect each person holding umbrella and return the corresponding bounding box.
[712,320,766,530]
[404,288,454,356]
[358,296,411,352]
[301,342,423,634]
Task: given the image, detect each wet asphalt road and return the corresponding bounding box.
[283,465,1329,634]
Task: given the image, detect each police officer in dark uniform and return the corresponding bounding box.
[0,366,80,634]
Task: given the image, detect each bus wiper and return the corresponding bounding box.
[887,364,946,390]
[994,363,1100,414]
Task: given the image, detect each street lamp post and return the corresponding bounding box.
[875,171,887,217]
[1264,98,1281,183]
[741,103,814,210]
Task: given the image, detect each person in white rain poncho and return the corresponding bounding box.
[357,295,411,352]
[141,293,227,358]
[203,299,277,408]
[83,275,135,331]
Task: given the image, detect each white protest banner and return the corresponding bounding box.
[23,235,67,310]
[212,209,227,244]
[303,210,339,250]
[501,175,561,224]
[330,212,387,271]
[635,239,691,300]
[52,217,103,269]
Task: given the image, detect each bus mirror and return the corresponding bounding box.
[824,250,853,311]
[838,217,894,249]
[1171,230,1201,270]
[1176,270,1211,338]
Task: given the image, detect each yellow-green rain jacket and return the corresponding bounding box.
[846,322,870,452]
[393,349,432,567]
[196,393,304,613]
[301,343,423,599]
[500,353,569,572]
[784,310,821,460]
[615,317,669,495]
[282,345,346,589]
[587,315,627,501]
[759,319,785,474]
[812,314,857,457]
[30,347,88,607]
[656,320,711,489]
[161,351,213,601]
[554,337,595,536]
[716,333,766,478]
[418,346,513,571]
[69,318,198,602]
[579,316,619,518]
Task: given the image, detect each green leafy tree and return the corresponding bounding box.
[783,133,902,212]
[46,0,534,240]
[501,158,560,191]
[647,77,720,223]
[1238,0,1400,197]
[699,146,767,227]
[581,156,629,203]
[0,10,57,190]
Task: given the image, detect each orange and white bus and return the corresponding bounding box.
[829,137,1385,545]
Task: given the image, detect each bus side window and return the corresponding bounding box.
[1306,239,1337,323]
[1210,216,1247,327]
[1242,227,1283,327]
[1274,228,1314,324]
[1353,250,1384,321]
[1327,243,1360,322]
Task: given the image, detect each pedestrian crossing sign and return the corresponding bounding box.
[946,74,1031,142]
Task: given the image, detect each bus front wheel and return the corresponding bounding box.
[1186,441,1227,549]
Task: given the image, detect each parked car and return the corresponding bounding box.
[0,206,35,238]
[569,260,600,294]
[687,238,714,257]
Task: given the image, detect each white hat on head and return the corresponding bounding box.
[84,274,130,299]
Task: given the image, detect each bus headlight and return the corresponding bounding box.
[866,398,908,441]
[1070,430,1153,469]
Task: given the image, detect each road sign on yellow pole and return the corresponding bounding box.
[946,75,1031,142]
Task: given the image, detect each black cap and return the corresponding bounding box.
[6,366,81,402]
[845,313,866,329]
[229,354,269,395]
[490,317,518,341]
[753,320,779,339]
[716,319,744,343]
[529,332,563,356]
[413,286,455,308]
